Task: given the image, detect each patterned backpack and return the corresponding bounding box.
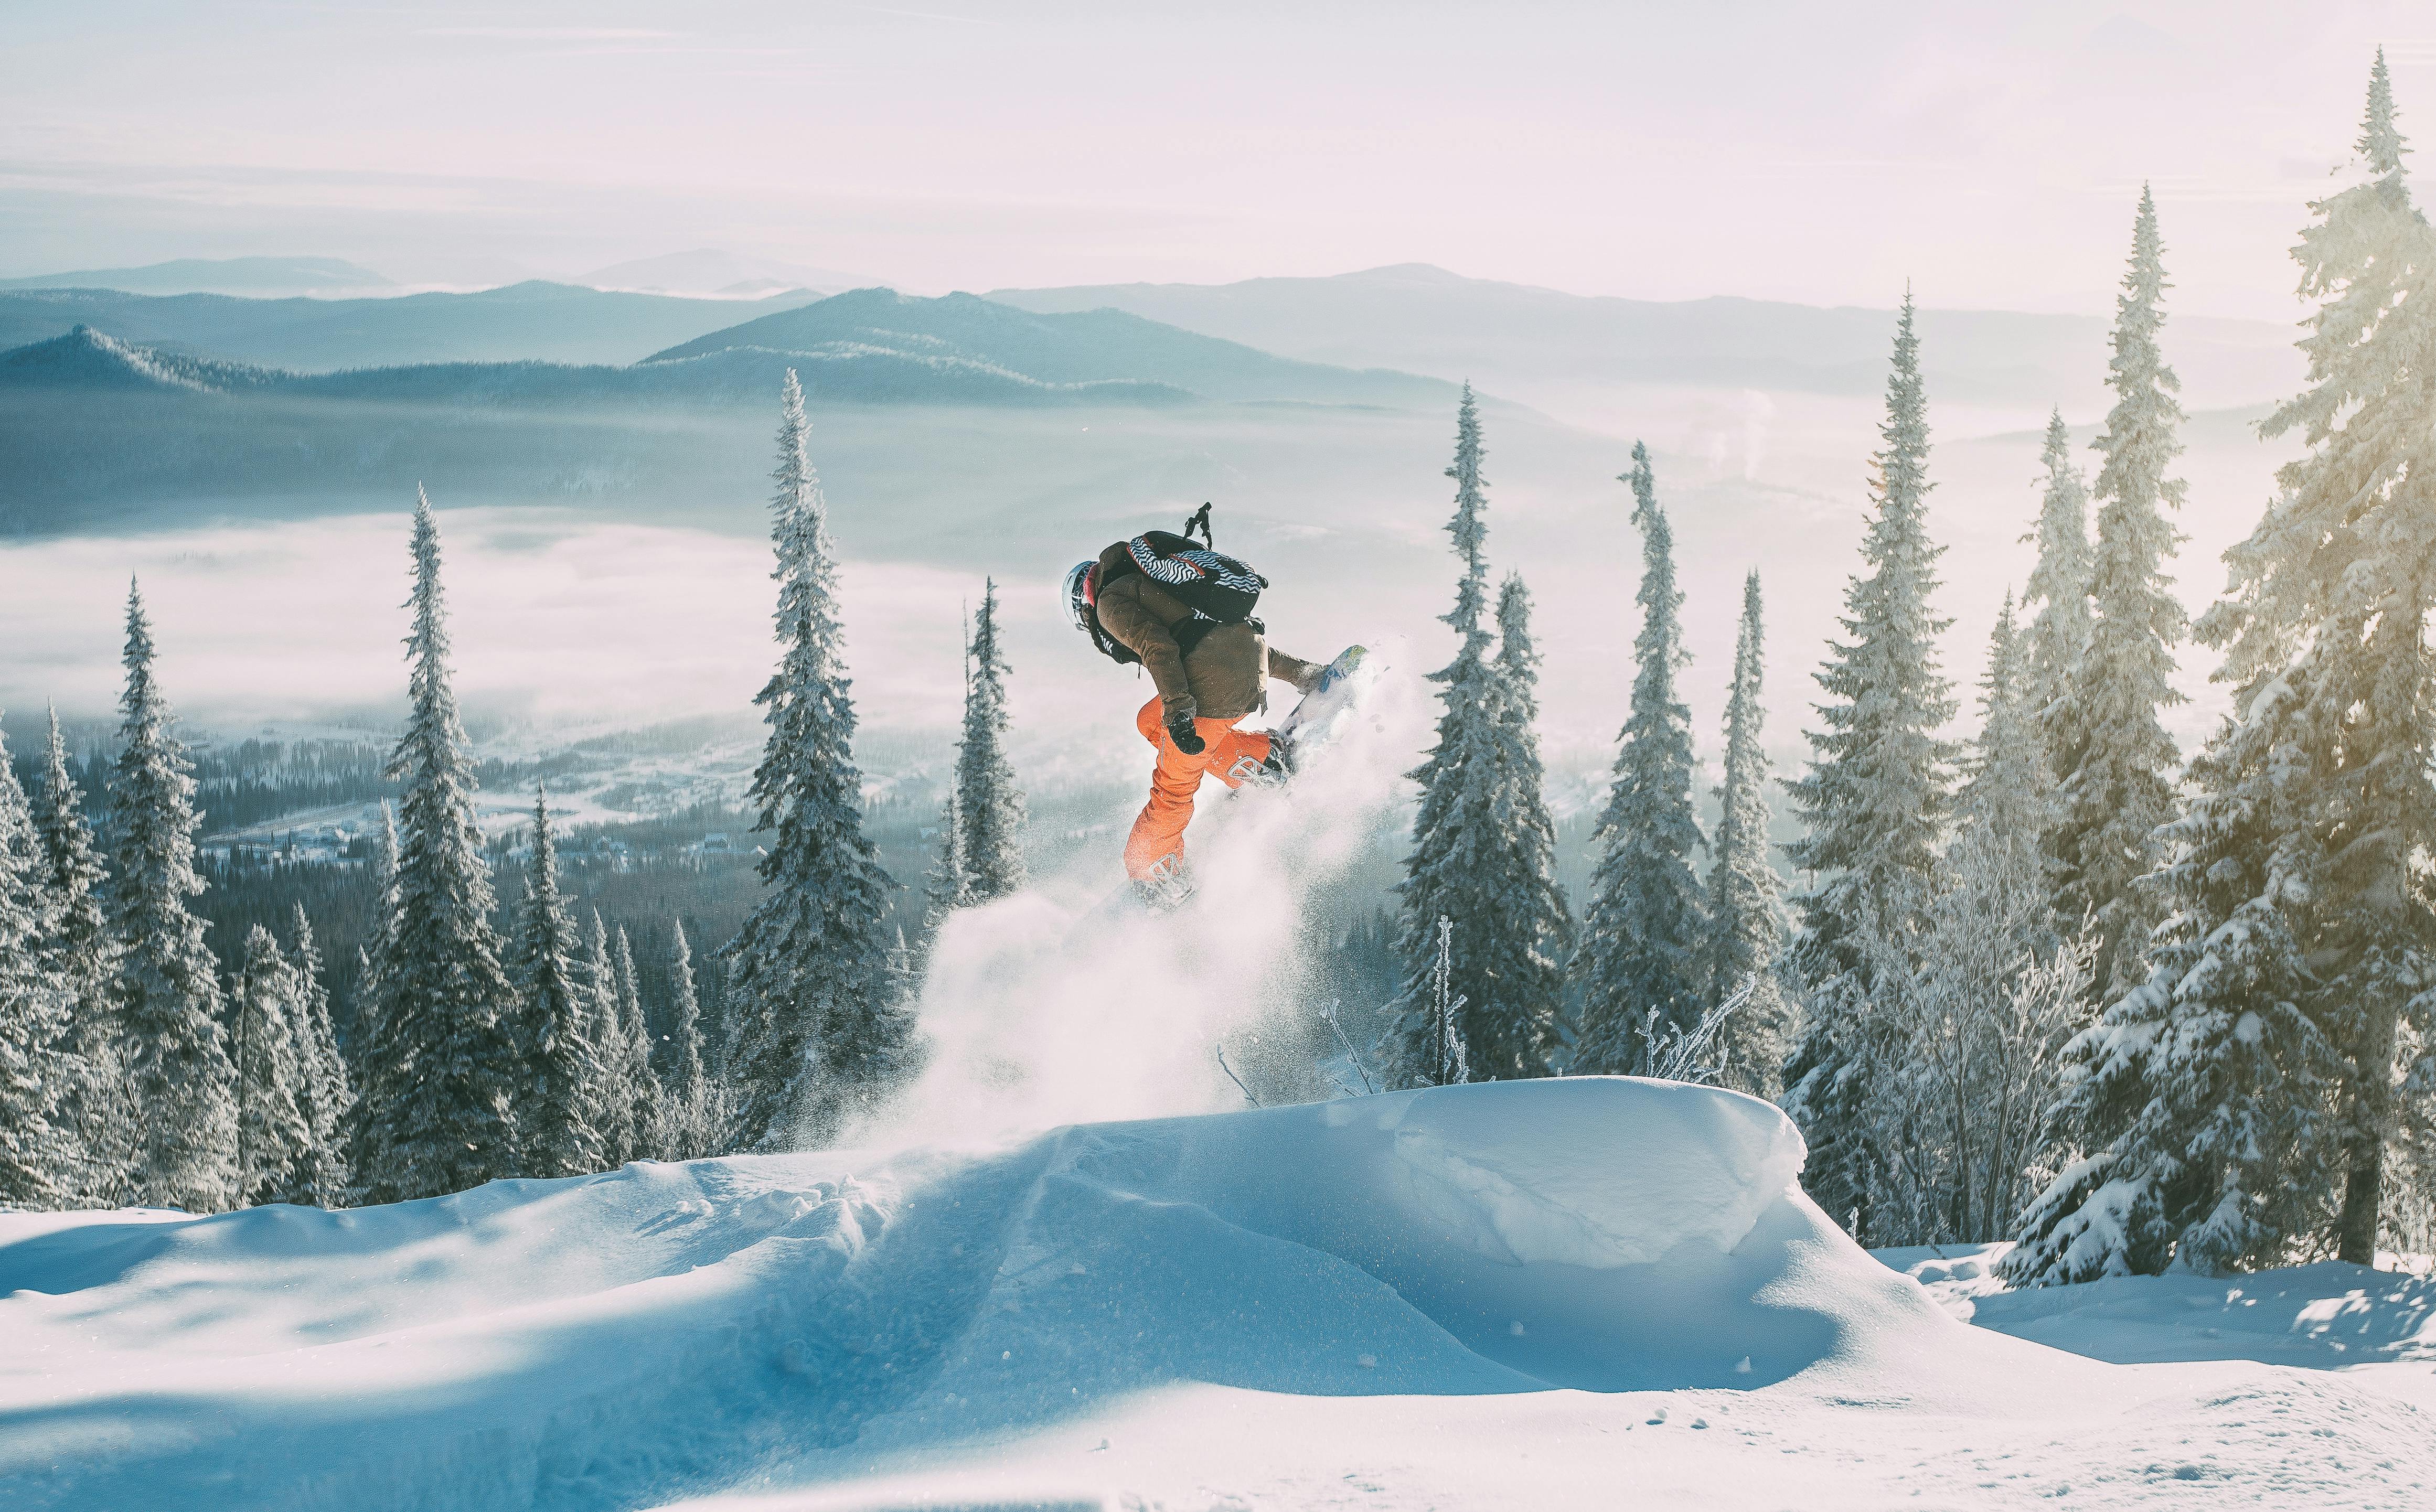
[1125,503,1266,625]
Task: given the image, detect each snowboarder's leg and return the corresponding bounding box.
[1206,724,1275,788]
[1125,698,1209,880]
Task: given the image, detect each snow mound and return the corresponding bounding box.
[0,1080,2136,1510]
[1380,1076,1804,1268]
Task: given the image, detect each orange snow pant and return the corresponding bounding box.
[1123,696,1274,881]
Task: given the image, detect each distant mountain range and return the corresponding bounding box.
[644,288,1455,408]
[573,249,881,298]
[991,263,2304,415]
[0,256,395,298]
[0,282,832,373]
[0,293,1459,529]
[0,324,1191,408]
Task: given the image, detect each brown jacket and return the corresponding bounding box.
[1092,540,1322,721]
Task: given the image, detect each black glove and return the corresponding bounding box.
[1166,708,1206,755]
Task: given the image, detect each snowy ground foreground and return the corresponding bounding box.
[1880,1241,2436,1412]
[5,1078,2432,1512]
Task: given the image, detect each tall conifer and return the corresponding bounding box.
[286,904,352,1206]
[0,727,74,1205]
[614,925,661,1158]
[506,790,602,1178]
[29,707,127,1203]
[353,492,520,1202]
[1388,387,1561,1081]
[1781,295,1957,1243]
[1576,442,1707,1072]
[956,580,1027,903]
[1703,572,1793,1096]
[723,370,902,1148]
[2217,55,2436,1262]
[108,583,238,1212]
[2048,188,2190,994]
[661,920,716,1160]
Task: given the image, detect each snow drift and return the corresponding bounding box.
[1,1077,2005,1511]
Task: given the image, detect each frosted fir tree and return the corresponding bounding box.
[0,727,75,1205]
[504,790,602,1179]
[921,776,973,939]
[1575,442,1708,1074]
[106,582,238,1213]
[1701,572,1794,1098]
[30,707,132,1204]
[2008,656,2344,1281]
[614,925,663,1160]
[1388,388,1562,1082]
[2020,411,2093,753]
[956,580,1027,903]
[2216,51,2436,1263]
[1956,593,2053,845]
[1478,573,1575,1057]
[229,925,315,1208]
[723,370,903,1149]
[2048,187,2191,994]
[659,919,717,1161]
[344,803,400,1187]
[353,493,521,1203]
[285,905,352,1206]
[1781,295,1958,1244]
[582,910,631,1164]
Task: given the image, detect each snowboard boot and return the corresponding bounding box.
[1230,731,1294,789]
[1131,853,1196,913]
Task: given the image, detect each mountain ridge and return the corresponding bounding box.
[990,263,2303,414]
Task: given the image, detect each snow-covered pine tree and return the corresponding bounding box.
[659,919,716,1160]
[614,925,662,1160]
[285,904,352,1206]
[2048,187,2191,995]
[0,724,75,1206]
[2021,411,2094,756]
[921,775,973,940]
[505,789,602,1179]
[229,925,315,1208]
[1575,442,1707,1074]
[30,707,129,1205]
[2225,51,2436,1264]
[1702,571,1794,1097]
[922,613,976,946]
[1781,294,1958,1245]
[352,492,521,1203]
[956,579,1027,903]
[107,582,238,1213]
[1481,572,1574,1052]
[581,910,631,1164]
[2007,649,2345,1282]
[1387,387,1562,1082]
[344,803,400,1192]
[722,370,903,1149]
[1956,593,2052,843]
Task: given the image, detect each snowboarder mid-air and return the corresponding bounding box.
[1065,506,1323,905]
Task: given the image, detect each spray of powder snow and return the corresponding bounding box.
[869,640,1429,1145]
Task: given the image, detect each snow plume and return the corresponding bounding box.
[871,641,1427,1145]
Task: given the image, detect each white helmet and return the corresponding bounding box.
[1062,559,1096,632]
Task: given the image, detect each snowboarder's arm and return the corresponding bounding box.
[1096,584,1196,719]
[1267,649,1324,694]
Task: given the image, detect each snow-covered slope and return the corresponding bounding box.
[6,1079,2429,1511]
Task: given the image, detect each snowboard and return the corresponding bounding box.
[1081,645,1375,927]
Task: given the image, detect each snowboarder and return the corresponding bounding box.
[1065,509,1324,904]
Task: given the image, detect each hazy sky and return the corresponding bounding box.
[5,2,2432,315]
